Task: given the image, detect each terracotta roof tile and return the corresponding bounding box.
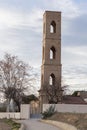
[62,95,87,104]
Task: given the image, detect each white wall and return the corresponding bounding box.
[0,104,30,119]
[0,113,20,119]
[43,104,87,113]
[20,104,30,119]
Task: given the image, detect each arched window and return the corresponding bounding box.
[50,47,56,59]
[49,74,55,85]
[50,21,56,33]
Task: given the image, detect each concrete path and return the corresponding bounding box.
[18,119,62,130]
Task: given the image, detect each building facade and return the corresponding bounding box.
[39,11,62,104]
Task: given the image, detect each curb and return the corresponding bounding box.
[19,124,25,130]
[41,120,77,130]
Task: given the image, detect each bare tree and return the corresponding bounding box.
[45,84,68,104]
[0,53,36,111]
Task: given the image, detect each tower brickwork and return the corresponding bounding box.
[39,11,62,104]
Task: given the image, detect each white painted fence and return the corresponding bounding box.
[0,112,20,119]
[43,104,87,113]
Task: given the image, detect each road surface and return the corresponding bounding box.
[19,119,62,130]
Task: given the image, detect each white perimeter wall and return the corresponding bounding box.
[20,104,30,119]
[43,104,87,113]
[0,104,30,119]
[0,112,20,119]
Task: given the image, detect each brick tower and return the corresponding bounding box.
[39,11,62,104]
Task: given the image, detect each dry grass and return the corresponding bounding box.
[48,112,87,130]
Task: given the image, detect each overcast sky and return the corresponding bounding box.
[0,0,87,95]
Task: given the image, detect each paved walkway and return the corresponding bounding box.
[0,121,11,130]
[19,119,62,130]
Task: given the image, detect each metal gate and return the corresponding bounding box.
[30,101,41,118]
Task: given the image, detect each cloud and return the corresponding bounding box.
[56,0,80,18]
[63,46,87,57]
[62,46,87,66]
[62,64,87,93]
[0,9,22,28]
[0,8,43,66]
[41,0,80,18]
[0,8,43,30]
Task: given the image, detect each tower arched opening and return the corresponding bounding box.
[50,21,56,33]
[49,73,55,86]
[50,46,56,59]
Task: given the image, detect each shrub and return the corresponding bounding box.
[42,105,56,119]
